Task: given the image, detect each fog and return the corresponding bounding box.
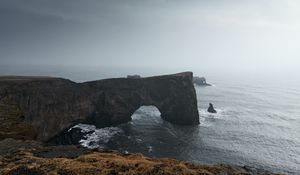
[1,0,300,79]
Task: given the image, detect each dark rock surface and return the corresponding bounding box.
[48,127,89,145]
[193,76,211,86]
[0,72,199,142]
[207,103,217,113]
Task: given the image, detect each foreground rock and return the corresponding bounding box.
[0,139,284,175]
[0,72,199,142]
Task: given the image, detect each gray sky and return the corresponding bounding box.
[1,0,300,77]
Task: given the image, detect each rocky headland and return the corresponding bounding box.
[0,73,285,175]
[0,72,199,142]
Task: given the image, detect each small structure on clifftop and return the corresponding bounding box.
[127,75,141,79]
[207,103,217,113]
[193,76,211,86]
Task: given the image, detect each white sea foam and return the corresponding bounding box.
[199,108,228,127]
[199,108,227,118]
[147,146,153,153]
[136,138,143,143]
[69,124,123,149]
[69,123,96,132]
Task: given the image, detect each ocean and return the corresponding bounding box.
[1,66,299,174]
[69,75,300,174]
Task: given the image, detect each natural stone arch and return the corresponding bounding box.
[130,105,161,121]
[86,72,200,128]
[0,72,199,142]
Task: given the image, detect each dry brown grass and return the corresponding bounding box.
[0,148,286,175]
[0,101,37,141]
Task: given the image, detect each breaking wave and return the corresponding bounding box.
[69,124,123,149]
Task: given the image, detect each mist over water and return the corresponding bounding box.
[1,1,300,174]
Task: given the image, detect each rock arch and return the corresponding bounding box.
[131,105,161,121]
[0,72,199,142]
[86,72,199,128]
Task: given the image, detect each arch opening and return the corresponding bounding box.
[131,105,161,121]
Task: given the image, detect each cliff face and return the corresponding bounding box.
[0,72,199,142]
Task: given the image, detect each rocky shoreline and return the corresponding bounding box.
[0,139,284,175]
[0,72,199,142]
[0,73,287,174]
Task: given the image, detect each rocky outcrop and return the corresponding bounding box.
[0,139,284,175]
[193,76,211,86]
[0,72,199,142]
[207,103,217,113]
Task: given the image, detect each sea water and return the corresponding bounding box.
[1,66,299,174]
[71,75,300,174]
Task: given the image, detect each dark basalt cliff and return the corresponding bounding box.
[0,72,199,142]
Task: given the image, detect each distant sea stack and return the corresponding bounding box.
[193,76,211,86]
[0,72,199,142]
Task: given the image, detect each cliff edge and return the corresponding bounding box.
[0,72,199,142]
[0,139,284,175]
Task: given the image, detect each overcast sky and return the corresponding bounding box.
[1,0,300,77]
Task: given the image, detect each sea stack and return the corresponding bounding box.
[193,76,211,86]
[208,103,217,113]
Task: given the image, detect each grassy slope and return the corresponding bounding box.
[0,139,284,175]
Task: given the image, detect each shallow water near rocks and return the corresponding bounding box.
[70,76,300,174]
